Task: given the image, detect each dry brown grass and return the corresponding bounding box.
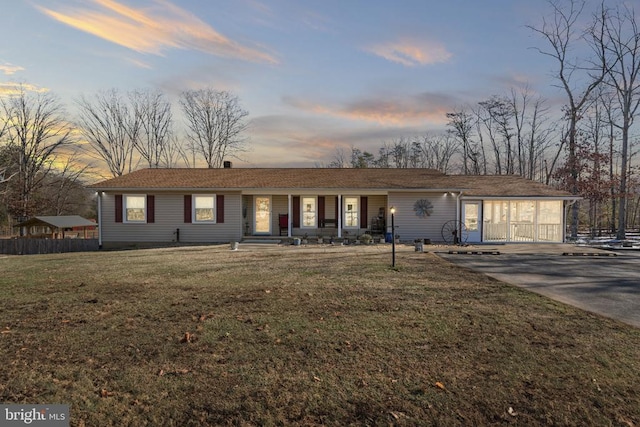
[0,244,639,426]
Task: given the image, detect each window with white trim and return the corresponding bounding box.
[124,195,146,222]
[301,197,316,227]
[194,195,216,222]
[344,197,359,227]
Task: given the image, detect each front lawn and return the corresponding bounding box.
[0,245,638,426]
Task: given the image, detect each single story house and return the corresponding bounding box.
[89,167,578,248]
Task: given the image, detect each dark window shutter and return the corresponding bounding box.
[318,196,325,225]
[335,196,339,225]
[147,195,155,223]
[115,194,123,223]
[292,196,300,228]
[216,195,224,223]
[360,196,368,228]
[184,195,192,223]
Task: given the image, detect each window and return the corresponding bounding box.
[344,197,359,227]
[464,203,478,231]
[302,197,316,227]
[194,195,215,222]
[124,195,146,222]
[537,201,562,242]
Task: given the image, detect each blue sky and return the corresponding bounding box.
[1,0,572,167]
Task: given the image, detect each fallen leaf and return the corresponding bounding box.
[180,332,195,343]
[389,411,405,420]
[99,389,113,398]
[507,407,517,417]
[435,382,446,391]
[313,376,321,382]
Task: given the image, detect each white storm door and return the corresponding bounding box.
[254,196,272,234]
[463,202,481,242]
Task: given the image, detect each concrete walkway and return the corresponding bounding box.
[437,244,640,328]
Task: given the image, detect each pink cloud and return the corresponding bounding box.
[283,92,455,126]
[37,0,278,64]
[367,38,452,66]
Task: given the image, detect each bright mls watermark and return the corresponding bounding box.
[1,405,69,426]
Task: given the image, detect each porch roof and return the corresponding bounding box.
[89,168,574,198]
[449,175,578,198]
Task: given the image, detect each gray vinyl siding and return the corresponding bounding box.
[271,195,289,234]
[366,195,387,232]
[387,192,457,242]
[101,192,242,244]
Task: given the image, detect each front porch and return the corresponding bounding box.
[241,194,388,240]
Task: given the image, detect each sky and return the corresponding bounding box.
[1,0,576,169]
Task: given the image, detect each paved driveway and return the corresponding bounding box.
[437,250,640,328]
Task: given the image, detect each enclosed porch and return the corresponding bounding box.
[462,199,566,243]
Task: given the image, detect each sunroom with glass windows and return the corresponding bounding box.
[481,199,564,242]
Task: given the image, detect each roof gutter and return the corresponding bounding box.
[97,191,103,249]
[456,191,464,226]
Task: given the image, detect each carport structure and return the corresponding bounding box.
[16,215,96,239]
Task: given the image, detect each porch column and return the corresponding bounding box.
[287,194,292,237]
[337,194,342,238]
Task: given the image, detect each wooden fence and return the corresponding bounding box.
[0,238,99,255]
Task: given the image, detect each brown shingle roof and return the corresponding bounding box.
[90,168,449,190]
[448,175,574,197]
[89,168,574,198]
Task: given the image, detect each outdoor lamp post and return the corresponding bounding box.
[390,206,396,267]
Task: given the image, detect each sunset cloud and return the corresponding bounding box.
[0,82,49,96]
[283,92,456,126]
[37,0,278,64]
[367,38,452,66]
[0,63,24,75]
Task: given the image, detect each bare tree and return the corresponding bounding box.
[477,96,515,174]
[130,89,173,168]
[1,86,75,220]
[416,133,460,173]
[591,2,640,239]
[76,89,140,177]
[159,134,191,168]
[0,144,18,191]
[529,0,608,238]
[327,147,348,168]
[45,150,92,215]
[447,107,482,174]
[180,89,249,168]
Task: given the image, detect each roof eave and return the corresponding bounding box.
[461,195,580,200]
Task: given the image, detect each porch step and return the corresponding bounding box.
[447,250,501,255]
[562,252,617,257]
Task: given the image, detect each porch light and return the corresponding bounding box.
[390,206,396,268]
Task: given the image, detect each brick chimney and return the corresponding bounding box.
[223,161,232,169]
